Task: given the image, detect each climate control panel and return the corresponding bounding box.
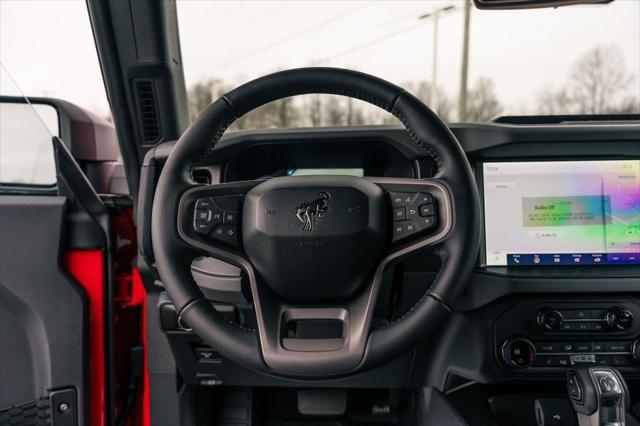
[494,300,640,373]
[536,306,634,332]
[501,336,640,368]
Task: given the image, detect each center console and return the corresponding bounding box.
[495,300,640,371]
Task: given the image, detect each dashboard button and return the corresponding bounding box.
[605,342,630,353]
[575,323,590,332]
[562,310,592,320]
[560,323,577,331]
[560,343,574,352]
[595,356,610,366]
[536,342,559,353]
[591,342,605,352]
[575,343,591,352]
[585,322,605,331]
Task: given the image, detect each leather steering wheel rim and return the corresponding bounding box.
[151,67,481,378]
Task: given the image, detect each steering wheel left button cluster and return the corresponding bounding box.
[193,195,243,248]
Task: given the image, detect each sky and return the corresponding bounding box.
[1,0,639,119]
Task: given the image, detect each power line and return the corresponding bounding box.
[314,20,428,65]
[207,1,374,72]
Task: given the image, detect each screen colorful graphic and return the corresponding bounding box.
[483,160,640,266]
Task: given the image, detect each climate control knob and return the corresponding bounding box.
[606,308,634,331]
[501,337,536,368]
[537,309,563,331]
[632,339,640,362]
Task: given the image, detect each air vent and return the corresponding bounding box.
[134,79,161,144]
[192,168,212,185]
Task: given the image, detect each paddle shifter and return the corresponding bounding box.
[567,367,629,426]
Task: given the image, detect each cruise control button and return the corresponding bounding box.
[194,221,212,233]
[195,209,211,222]
[406,206,418,218]
[419,204,435,216]
[195,197,214,210]
[393,207,406,221]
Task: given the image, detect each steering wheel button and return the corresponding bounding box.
[393,223,406,237]
[419,216,435,229]
[195,209,212,222]
[211,210,223,224]
[195,197,214,210]
[223,211,237,224]
[389,191,418,207]
[419,204,435,216]
[406,222,417,233]
[393,207,406,221]
[418,193,433,204]
[194,221,212,234]
[406,206,418,218]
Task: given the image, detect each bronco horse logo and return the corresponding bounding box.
[295,191,330,231]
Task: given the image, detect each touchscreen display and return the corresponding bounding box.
[483,160,640,266]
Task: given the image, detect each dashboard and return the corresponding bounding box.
[138,120,640,392]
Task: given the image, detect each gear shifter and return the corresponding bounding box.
[567,367,629,426]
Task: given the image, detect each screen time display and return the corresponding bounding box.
[483,160,640,266]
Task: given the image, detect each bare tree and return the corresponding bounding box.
[536,86,572,115]
[536,46,638,115]
[187,78,231,121]
[465,77,502,122]
[402,81,453,122]
[569,46,633,114]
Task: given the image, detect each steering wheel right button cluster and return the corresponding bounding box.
[390,191,437,243]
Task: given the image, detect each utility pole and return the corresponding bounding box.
[431,9,440,111]
[419,5,455,112]
[458,0,471,122]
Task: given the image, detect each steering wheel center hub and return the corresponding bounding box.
[242,176,389,301]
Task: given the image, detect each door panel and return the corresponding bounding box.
[0,195,87,423]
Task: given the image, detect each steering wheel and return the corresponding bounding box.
[151,68,481,377]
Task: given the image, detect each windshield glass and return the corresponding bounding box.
[177,0,640,125]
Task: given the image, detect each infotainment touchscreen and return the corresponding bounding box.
[483,160,640,266]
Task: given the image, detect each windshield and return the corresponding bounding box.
[177,0,639,126]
